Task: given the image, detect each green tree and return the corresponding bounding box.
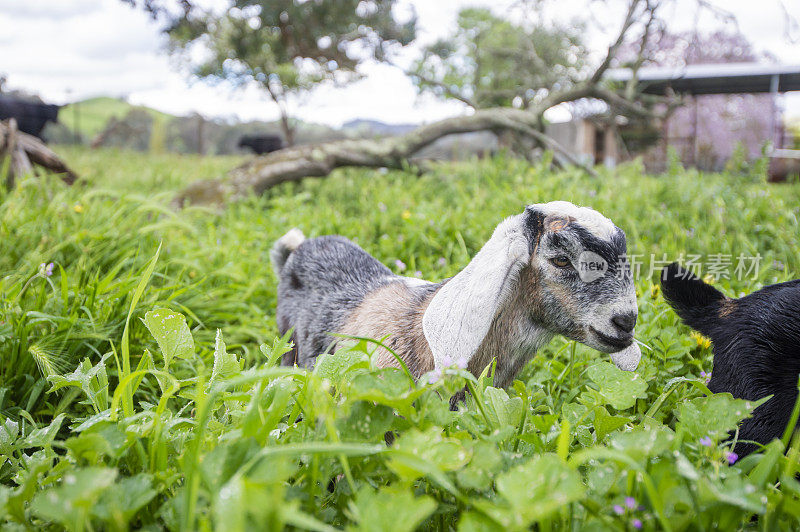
[165,1,416,146]
[411,8,586,110]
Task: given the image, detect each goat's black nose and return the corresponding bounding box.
[612,312,637,334]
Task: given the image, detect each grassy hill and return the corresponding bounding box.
[55,96,426,149]
[58,96,175,140]
[55,97,349,149]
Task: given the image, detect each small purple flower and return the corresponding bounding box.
[455,356,468,369]
[725,450,738,465]
[699,436,713,447]
[441,354,453,366]
[394,259,406,272]
[39,263,54,277]
[414,270,423,278]
[613,504,624,515]
[625,497,636,509]
[632,518,643,529]
[378,202,387,212]
[437,257,447,267]
[427,368,442,384]
[699,370,707,378]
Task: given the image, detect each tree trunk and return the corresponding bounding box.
[279,110,295,148]
[265,83,296,148]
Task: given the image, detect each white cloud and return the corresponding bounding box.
[0,0,97,19]
[0,0,798,125]
[0,0,171,101]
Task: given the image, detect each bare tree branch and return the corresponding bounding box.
[694,0,739,28]
[779,0,800,43]
[624,0,661,100]
[589,0,644,85]
[407,71,478,108]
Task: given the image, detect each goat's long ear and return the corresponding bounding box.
[660,262,727,337]
[422,212,534,370]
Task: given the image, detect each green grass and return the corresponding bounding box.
[59,97,176,140]
[0,147,799,530]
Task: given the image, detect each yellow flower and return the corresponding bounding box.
[401,210,411,220]
[651,284,661,298]
[690,331,712,349]
[73,204,84,213]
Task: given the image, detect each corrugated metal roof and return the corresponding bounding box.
[605,62,800,95]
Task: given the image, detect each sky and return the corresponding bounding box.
[0,0,798,127]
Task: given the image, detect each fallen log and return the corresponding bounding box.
[171,107,598,208]
[0,119,78,188]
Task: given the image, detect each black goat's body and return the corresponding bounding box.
[662,263,800,455]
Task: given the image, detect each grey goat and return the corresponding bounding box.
[272,201,641,387]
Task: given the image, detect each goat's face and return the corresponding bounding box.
[422,201,640,375]
[522,202,638,356]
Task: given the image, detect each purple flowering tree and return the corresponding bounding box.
[626,30,777,170]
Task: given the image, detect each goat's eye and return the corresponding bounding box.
[550,256,572,268]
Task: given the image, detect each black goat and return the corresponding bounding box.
[0,95,60,139]
[661,262,800,456]
[238,134,283,155]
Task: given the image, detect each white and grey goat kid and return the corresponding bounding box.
[272,201,641,387]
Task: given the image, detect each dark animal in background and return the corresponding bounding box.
[661,262,800,456]
[0,95,60,140]
[238,134,283,155]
